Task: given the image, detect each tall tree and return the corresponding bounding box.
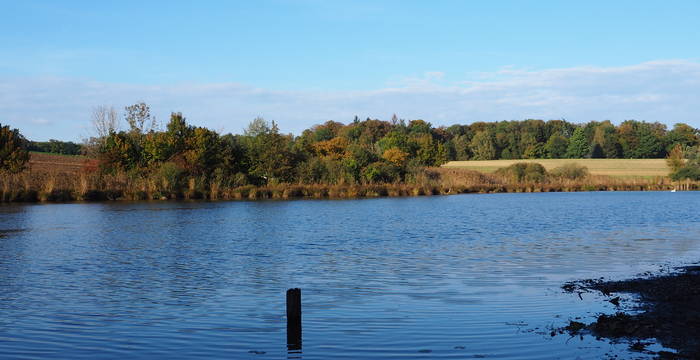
[469,131,496,160]
[124,102,154,135]
[635,123,665,158]
[665,123,699,151]
[92,105,119,139]
[245,118,297,183]
[666,144,685,173]
[566,128,590,158]
[591,122,621,158]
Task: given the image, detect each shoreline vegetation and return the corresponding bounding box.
[1,155,697,203]
[3,104,700,203]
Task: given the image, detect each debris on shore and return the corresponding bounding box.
[561,265,700,359]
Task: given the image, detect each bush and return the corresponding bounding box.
[0,123,30,173]
[155,162,183,195]
[495,162,548,183]
[550,163,589,180]
[671,166,700,181]
[362,161,402,184]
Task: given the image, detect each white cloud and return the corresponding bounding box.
[1,60,699,141]
[29,118,51,125]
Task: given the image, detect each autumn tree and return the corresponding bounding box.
[382,147,409,166]
[666,144,685,173]
[124,102,155,135]
[99,131,142,172]
[313,137,349,159]
[0,123,30,173]
[666,123,699,151]
[183,127,221,176]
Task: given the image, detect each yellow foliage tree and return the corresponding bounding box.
[382,147,408,166]
[313,137,349,159]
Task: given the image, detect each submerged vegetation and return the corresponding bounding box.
[2,105,700,202]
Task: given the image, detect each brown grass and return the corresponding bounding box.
[28,152,91,175]
[443,159,670,178]
[1,154,697,203]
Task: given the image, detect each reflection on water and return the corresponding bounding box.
[1,192,699,359]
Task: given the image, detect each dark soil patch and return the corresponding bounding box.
[561,265,700,359]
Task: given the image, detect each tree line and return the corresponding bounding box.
[2,104,700,184]
[28,140,83,155]
[446,119,698,160]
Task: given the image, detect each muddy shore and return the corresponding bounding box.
[561,265,700,359]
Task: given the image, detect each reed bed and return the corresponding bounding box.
[1,166,695,203]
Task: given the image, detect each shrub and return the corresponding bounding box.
[495,162,547,183]
[671,166,700,181]
[550,163,589,180]
[362,161,402,184]
[0,123,30,173]
[155,162,183,195]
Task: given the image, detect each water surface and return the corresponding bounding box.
[1,191,699,359]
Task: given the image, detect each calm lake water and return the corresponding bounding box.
[1,192,699,359]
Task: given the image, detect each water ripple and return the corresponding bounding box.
[1,192,699,359]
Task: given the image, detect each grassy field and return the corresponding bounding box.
[442,159,670,178]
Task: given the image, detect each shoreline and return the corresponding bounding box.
[0,182,693,204]
[561,265,700,359]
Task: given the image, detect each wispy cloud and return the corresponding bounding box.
[1,60,699,141]
[29,118,51,125]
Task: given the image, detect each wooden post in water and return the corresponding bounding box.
[286,288,302,351]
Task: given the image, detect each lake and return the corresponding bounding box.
[1,191,699,359]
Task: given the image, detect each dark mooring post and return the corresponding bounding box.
[286,288,302,350]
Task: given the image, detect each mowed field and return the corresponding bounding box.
[442,159,670,178]
[28,152,91,174]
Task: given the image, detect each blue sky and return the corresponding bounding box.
[2,0,700,141]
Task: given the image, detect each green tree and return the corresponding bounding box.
[665,123,699,151]
[100,131,142,171]
[245,118,297,183]
[545,134,568,159]
[408,119,432,134]
[522,142,545,159]
[142,132,173,166]
[362,161,401,183]
[469,131,496,160]
[183,127,221,176]
[565,128,590,158]
[451,134,472,160]
[342,144,377,183]
[635,124,664,158]
[165,112,192,155]
[617,120,640,158]
[670,146,700,180]
[377,130,412,153]
[494,121,520,159]
[218,134,246,176]
[591,121,621,158]
[412,133,443,166]
[0,123,30,173]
